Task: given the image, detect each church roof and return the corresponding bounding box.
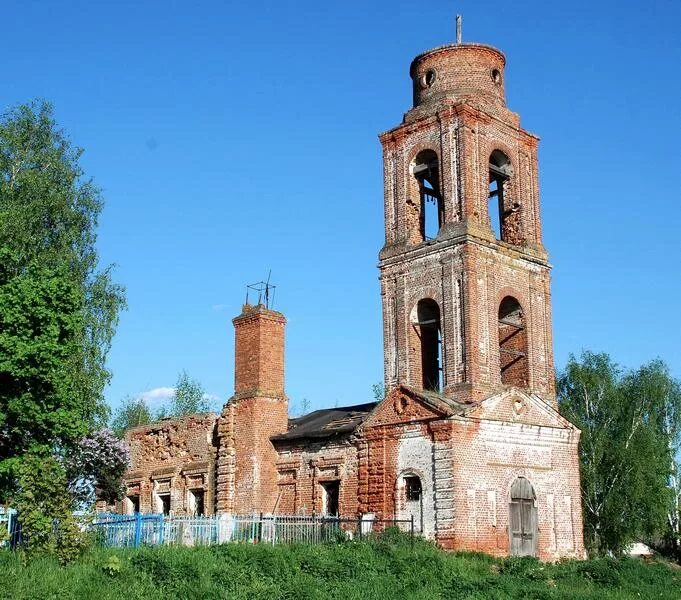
[271,401,378,442]
[406,387,470,416]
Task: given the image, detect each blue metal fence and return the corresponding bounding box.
[90,513,414,548]
[0,507,19,548]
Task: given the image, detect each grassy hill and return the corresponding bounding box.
[1,531,679,599]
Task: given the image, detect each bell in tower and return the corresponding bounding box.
[379,30,556,407]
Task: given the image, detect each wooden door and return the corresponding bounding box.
[509,478,537,556]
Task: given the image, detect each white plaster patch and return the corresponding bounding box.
[396,433,435,538]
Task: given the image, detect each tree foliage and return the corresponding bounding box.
[64,429,129,505]
[0,101,125,498]
[110,371,211,437]
[14,453,87,564]
[168,370,209,417]
[110,396,153,439]
[558,352,681,555]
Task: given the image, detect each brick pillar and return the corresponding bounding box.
[217,303,288,515]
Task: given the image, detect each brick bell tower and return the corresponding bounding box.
[379,35,556,406]
[216,291,288,514]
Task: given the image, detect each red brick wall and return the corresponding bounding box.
[378,42,555,406]
[233,304,285,397]
[121,414,218,515]
[439,417,585,560]
[217,303,289,515]
[273,438,360,518]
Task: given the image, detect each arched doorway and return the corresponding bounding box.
[509,477,538,556]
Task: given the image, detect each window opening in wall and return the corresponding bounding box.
[414,299,443,392]
[498,296,529,388]
[128,495,140,514]
[158,493,171,516]
[188,489,205,516]
[413,150,442,241]
[488,150,514,241]
[321,480,340,516]
[488,176,503,239]
[404,476,422,501]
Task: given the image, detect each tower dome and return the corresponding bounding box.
[409,43,506,111]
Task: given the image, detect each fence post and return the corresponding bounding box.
[134,512,142,548]
[257,512,263,544]
[158,513,164,545]
[357,515,362,541]
[410,514,414,548]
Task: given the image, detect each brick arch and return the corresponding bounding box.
[484,140,517,168]
[502,472,536,503]
[483,140,526,245]
[495,291,531,389]
[495,286,529,316]
[405,141,442,169]
[394,467,427,490]
[403,143,444,244]
[407,294,442,323]
[407,297,443,392]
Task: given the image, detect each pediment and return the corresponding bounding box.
[461,389,576,430]
[361,385,453,429]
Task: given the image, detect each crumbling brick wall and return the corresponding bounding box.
[121,414,218,515]
[272,438,360,518]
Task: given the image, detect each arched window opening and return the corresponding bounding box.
[498,296,529,388]
[412,299,442,392]
[413,150,443,241]
[488,150,520,242]
[509,477,537,556]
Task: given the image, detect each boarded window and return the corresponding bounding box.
[509,478,537,556]
[498,296,529,388]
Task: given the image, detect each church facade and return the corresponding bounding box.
[116,38,585,560]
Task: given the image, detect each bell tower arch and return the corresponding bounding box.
[379,40,555,405]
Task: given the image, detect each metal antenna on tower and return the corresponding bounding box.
[246,273,277,310]
[264,270,272,308]
[456,14,462,44]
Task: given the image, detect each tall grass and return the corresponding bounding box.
[0,531,679,599]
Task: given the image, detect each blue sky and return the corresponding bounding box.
[3,0,680,414]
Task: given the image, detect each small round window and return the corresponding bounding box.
[420,69,436,90]
[491,69,501,85]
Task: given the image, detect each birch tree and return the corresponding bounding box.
[558,352,681,555]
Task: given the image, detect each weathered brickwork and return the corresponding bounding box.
[120,414,218,516]
[219,304,288,515]
[116,37,584,560]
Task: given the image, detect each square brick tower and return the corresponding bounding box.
[379,42,556,406]
[216,303,288,514]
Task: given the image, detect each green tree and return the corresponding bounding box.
[558,352,681,555]
[169,370,209,416]
[372,382,386,402]
[0,100,125,500]
[110,396,153,438]
[14,452,86,563]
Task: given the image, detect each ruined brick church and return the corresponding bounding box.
[117,36,586,560]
